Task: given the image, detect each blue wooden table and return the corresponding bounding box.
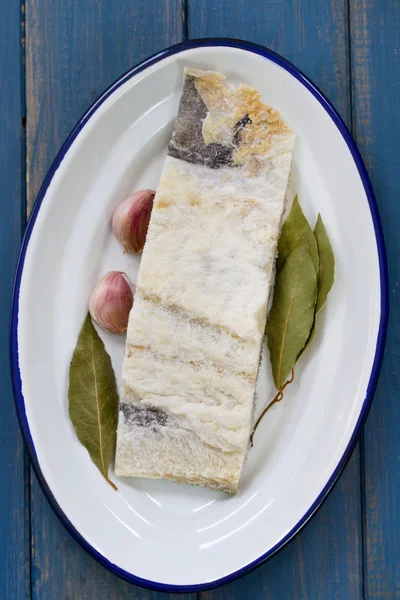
[1,1,398,598]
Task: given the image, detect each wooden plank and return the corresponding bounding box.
[0,1,30,599]
[350,0,400,598]
[26,0,184,209]
[189,1,363,599]
[25,1,195,597]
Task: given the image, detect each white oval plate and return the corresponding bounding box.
[11,40,388,592]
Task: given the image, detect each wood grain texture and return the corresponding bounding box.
[0,1,29,599]
[350,0,400,598]
[26,0,184,211]
[25,1,195,598]
[189,1,363,599]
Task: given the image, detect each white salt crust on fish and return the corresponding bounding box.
[115,68,296,493]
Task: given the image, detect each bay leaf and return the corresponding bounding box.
[68,313,119,490]
[297,316,317,360]
[297,214,335,359]
[267,237,317,389]
[314,213,335,313]
[277,196,319,274]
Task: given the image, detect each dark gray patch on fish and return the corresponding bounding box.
[120,403,171,432]
[168,76,251,169]
[233,114,252,145]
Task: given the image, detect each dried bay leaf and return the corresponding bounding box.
[266,237,317,390]
[297,315,317,360]
[298,214,335,359]
[314,214,335,313]
[68,313,119,490]
[277,196,319,274]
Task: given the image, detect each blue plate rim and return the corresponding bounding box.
[10,38,389,593]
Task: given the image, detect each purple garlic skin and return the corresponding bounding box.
[89,271,134,335]
[112,189,155,254]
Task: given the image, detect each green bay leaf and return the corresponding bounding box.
[68,313,119,490]
[277,196,319,274]
[297,214,335,359]
[297,317,317,360]
[267,237,317,389]
[314,214,335,313]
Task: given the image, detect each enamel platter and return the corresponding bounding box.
[11,40,388,592]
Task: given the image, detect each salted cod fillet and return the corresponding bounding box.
[115,68,296,493]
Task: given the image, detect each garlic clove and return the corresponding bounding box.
[89,271,134,334]
[112,189,155,254]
